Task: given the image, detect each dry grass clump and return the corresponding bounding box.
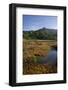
[23,62,57,74]
[23,40,57,74]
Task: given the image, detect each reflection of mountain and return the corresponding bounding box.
[23,27,57,40]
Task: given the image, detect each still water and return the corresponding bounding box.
[36,50,57,65]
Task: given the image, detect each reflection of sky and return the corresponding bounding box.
[23,15,57,31]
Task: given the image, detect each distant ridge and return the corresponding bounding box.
[23,27,57,40]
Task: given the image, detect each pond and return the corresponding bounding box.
[36,47,57,65]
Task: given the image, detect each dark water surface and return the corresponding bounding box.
[36,50,57,65]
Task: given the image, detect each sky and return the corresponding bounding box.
[23,15,57,31]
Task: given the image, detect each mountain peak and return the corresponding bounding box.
[23,27,57,40]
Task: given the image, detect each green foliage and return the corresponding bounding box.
[23,27,57,40]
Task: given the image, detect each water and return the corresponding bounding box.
[36,50,57,65]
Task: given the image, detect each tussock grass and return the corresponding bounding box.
[23,40,57,75]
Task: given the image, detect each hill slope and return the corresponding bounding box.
[23,27,57,40]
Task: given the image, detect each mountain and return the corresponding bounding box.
[23,27,57,40]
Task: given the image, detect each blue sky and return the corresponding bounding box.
[23,15,57,31]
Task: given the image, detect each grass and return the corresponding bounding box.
[23,39,57,75]
[23,63,57,74]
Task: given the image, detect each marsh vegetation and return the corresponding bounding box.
[23,39,57,74]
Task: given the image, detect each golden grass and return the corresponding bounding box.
[23,63,57,74]
[23,40,57,75]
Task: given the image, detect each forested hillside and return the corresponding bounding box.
[23,27,57,40]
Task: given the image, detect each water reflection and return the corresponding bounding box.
[37,45,57,65]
